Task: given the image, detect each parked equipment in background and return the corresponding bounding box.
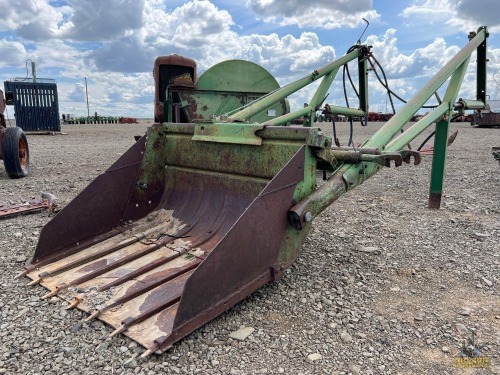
[20,27,490,356]
[4,79,60,132]
[3,61,60,132]
[367,112,394,121]
[1,61,61,177]
[118,117,139,124]
[469,101,500,127]
[0,89,29,178]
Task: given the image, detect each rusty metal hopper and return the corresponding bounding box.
[23,123,323,355]
[22,27,490,357]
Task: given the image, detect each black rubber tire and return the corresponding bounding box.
[2,127,29,178]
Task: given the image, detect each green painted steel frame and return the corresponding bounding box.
[228,45,370,125]
[159,27,488,241]
[289,27,488,228]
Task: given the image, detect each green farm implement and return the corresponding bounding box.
[20,27,490,356]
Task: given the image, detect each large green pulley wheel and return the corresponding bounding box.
[2,127,29,178]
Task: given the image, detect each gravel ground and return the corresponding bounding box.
[0,120,498,375]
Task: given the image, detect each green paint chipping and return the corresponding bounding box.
[134,126,168,196]
[184,253,196,261]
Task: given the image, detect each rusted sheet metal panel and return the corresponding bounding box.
[26,146,306,353]
[24,124,316,354]
[32,135,149,264]
[162,147,307,352]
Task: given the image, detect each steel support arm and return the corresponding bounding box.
[363,27,487,150]
[385,57,470,151]
[228,47,364,122]
[290,27,488,229]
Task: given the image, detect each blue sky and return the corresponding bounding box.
[1,0,499,118]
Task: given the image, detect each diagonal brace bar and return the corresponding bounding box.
[228,47,364,123]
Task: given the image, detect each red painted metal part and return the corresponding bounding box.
[118,117,138,124]
[153,55,197,122]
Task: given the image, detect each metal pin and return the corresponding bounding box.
[15,269,29,279]
[27,278,42,286]
[141,343,159,358]
[41,289,60,299]
[41,283,68,299]
[109,324,127,338]
[85,310,100,322]
[124,353,139,364]
[140,348,154,358]
[66,297,81,310]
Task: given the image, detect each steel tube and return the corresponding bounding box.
[364,28,487,150]
[385,103,449,151]
[263,106,312,126]
[428,119,450,208]
[228,47,363,122]
[290,30,487,229]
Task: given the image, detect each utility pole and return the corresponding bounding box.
[32,61,40,108]
[84,76,90,121]
[31,61,36,83]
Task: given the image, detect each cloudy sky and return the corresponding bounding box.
[1,0,499,119]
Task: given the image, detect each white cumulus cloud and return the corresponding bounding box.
[0,40,28,68]
[246,0,380,29]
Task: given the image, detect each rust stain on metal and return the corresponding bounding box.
[24,125,312,354]
[138,273,187,314]
[76,258,108,274]
[155,304,178,335]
